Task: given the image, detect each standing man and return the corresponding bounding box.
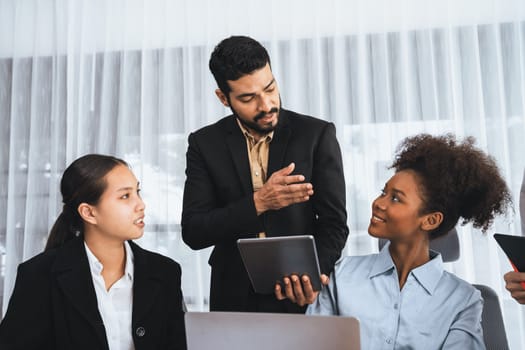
[181,36,348,313]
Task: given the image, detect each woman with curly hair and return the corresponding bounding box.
[277,133,512,349]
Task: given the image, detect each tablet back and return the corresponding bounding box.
[494,233,525,271]
[185,311,361,350]
[237,235,322,294]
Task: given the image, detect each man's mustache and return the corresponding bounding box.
[254,107,279,122]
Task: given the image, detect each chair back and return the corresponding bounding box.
[472,284,509,350]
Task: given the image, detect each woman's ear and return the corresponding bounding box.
[78,203,97,225]
[421,211,443,231]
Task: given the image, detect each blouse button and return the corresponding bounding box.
[136,327,146,337]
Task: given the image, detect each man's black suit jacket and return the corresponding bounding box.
[0,237,186,350]
[182,108,349,312]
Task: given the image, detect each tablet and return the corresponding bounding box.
[237,235,322,294]
[494,233,525,272]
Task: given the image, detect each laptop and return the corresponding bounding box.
[185,311,360,350]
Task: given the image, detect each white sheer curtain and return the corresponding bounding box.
[1,0,525,347]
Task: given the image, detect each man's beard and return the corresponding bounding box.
[232,106,280,134]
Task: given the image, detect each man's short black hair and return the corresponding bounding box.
[209,35,271,95]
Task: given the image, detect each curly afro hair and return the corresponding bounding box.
[391,133,512,238]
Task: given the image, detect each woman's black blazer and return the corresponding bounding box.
[0,237,186,350]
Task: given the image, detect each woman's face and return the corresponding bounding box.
[86,164,145,242]
[368,170,429,242]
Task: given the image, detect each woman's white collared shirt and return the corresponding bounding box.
[85,241,135,350]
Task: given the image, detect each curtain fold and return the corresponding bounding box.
[1,0,524,347]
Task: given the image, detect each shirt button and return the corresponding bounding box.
[136,326,146,337]
[386,338,393,344]
[255,171,259,176]
[394,303,398,310]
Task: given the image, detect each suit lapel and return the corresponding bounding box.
[224,116,253,194]
[130,241,161,324]
[52,238,109,349]
[268,110,291,175]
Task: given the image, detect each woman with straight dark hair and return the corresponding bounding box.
[0,154,187,350]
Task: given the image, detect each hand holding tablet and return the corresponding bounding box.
[237,235,323,295]
[275,273,330,306]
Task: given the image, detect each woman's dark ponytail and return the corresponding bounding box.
[45,211,79,251]
[44,154,128,251]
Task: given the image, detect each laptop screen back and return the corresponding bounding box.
[185,311,360,350]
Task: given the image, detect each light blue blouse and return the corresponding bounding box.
[307,243,485,350]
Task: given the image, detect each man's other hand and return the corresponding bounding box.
[254,163,314,215]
